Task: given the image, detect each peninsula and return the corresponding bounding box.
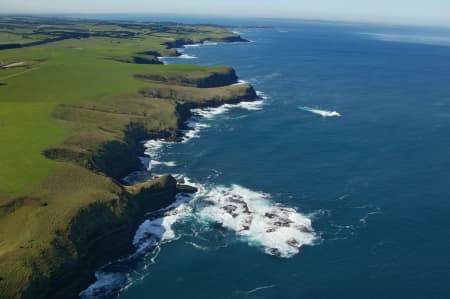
[0,16,257,298]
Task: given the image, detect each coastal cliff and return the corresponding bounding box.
[21,176,178,299]
[0,16,259,298]
[163,35,248,49]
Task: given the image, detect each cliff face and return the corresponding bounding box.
[135,67,238,88]
[173,84,258,129]
[21,176,178,299]
[163,34,249,49]
[89,74,256,180]
[89,124,149,181]
[195,69,238,88]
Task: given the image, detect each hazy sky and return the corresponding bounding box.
[1,0,450,27]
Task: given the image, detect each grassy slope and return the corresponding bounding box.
[0,42,227,196]
[0,17,256,298]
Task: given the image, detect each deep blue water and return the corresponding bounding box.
[92,19,450,298]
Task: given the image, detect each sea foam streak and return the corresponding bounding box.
[299,106,342,117]
[196,184,316,258]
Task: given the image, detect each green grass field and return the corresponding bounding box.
[0,17,239,197]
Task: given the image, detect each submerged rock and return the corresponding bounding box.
[176,184,198,194]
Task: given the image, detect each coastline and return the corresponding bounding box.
[0,17,259,299]
[22,74,259,299]
[64,70,259,299]
[82,39,316,298]
[80,102,265,299]
[77,44,261,298]
[77,84,260,298]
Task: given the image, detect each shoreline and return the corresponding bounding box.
[79,39,263,298]
[82,97,265,299]
[0,17,260,299]
[75,38,260,297]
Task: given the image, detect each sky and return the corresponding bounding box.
[1,0,450,27]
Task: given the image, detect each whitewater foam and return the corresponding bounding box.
[157,57,168,65]
[256,90,271,100]
[129,181,316,258]
[178,54,198,59]
[143,139,169,160]
[83,180,315,297]
[202,41,219,46]
[80,272,127,299]
[133,193,194,250]
[150,160,176,168]
[196,184,316,258]
[233,79,249,86]
[141,98,266,172]
[157,53,198,62]
[145,101,264,150]
[184,41,219,48]
[191,101,265,120]
[184,43,202,48]
[299,106,342,118]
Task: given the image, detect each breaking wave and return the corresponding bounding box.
[184,42,219,48]
[196,184,316,258]
[143,98,266,164]
[150,160,176,168]
[299,106,342,118]
[133,179,201,249]
[256,90,271,100]
[191,101,264,119]
[178,54,198,59]
[162,53,198,59]
[129,180,316,259]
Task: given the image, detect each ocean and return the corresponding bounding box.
[82,18,450,298]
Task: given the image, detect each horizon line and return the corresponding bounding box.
[1,12,450,29]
